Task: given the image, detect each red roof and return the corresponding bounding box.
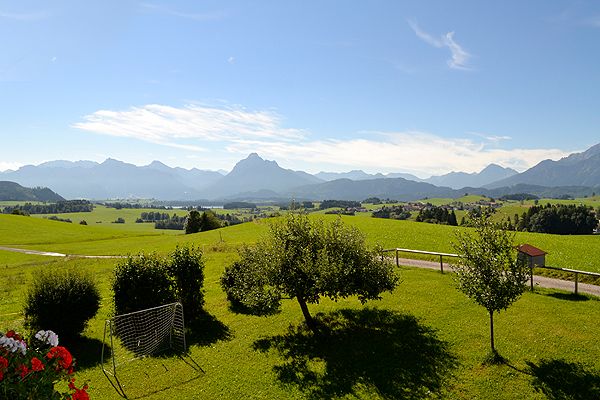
[517,244,547,257]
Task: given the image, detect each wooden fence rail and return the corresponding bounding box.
[381,247,600,295]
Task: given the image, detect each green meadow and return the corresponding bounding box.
[1,209,600,399]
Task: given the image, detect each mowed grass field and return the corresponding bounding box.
[1,213,600,398]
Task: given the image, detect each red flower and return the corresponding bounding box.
[68,379,90,400]
[17,363,29,379]
[5,330,15,338]
[31,357,45,372]
[46,346,73,370]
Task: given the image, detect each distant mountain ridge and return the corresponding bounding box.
[487,143,600,188]
[203,153,323,199]
[0,181,64,202]
[1,159,223,200]
[1,143,598,201]
[314,164,517,189]
[424,164,518,189]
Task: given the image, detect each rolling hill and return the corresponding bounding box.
[0,181,64,202]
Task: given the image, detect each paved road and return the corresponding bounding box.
[1,245,598,297]
[394,257,600,297]
[0,246,125,259]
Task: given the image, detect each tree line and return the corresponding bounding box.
[415,206,458,226]
[2,200,93,215]
[505,204,598,235]
[372,205,411,220]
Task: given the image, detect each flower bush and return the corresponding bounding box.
[0,329,89,399]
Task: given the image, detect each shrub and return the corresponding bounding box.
[113,253,176,316]
[24,269,100,339]
[221,246,281,315]
[168,245,205,321]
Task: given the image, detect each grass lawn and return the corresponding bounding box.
[1,215,600,399]
[2,252,600,399]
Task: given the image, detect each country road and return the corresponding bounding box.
[1,245,598,297]
[392,256,600,297]
[0,246,125,259]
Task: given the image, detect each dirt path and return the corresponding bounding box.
[395,257,600,297]
[1,245,598,297]
[0,246,125,259]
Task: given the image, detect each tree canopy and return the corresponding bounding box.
[221,214,398,332]
[452,214,529,355]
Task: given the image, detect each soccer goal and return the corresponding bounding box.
[101,302,188,398]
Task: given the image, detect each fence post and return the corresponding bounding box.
[439,255,444,273]
[395,249,399,267]
[575,272,579,295]
[530,267,534,291]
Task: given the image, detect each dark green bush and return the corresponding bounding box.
[168,245,205,321]
[24,269,100,339]
[220,246,281,315]
[113,253,176,316]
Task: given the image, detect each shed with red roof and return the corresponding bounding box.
[517,244,547,268]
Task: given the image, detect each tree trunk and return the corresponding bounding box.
[489,310,495,353]
[297,297,317,333]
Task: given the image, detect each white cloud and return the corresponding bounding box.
[228,56,235,64]
[73,104,305,150]
[226,131,568,175]
[73,103,569,176]
[0,161,23,172]
[468,132,512,143]
[408,20,472,70]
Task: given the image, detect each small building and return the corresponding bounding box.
[517,244,547,268]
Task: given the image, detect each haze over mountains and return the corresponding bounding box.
[1,143,599,201]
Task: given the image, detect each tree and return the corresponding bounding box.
[452,214,529,357]
[221,214,398,332]
[199,210,222,231]
[168,245,205,321]
[185,210,202,234]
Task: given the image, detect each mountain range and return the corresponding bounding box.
[0,181,64,202]
[316,164,517,189]
[1,143,598,201]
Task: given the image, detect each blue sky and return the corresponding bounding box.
[1,1,599,177]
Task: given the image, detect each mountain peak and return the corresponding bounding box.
[230,153,278,173]
[247,152,262,160]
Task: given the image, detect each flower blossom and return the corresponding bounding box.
[31,356,45,372]
[35,330,59,347]
[46,346,73,371]
[0,334,27,355]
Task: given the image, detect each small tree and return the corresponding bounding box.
[185,210,202,234]
[199,210,222,232]
[221,214,398,332]
[168,244,205,321]
[452,214,529,357]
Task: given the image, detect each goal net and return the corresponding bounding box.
[101,302,187,398]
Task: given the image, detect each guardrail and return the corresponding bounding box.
[533,265,600,295]
[381,248,458,273]
[382,247,600,295]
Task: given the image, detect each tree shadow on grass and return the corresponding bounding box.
[527,359,600,400]
[544,292,592,302]
[62,336,111,370]
[186,310,232,347]
[253,308,458,400]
